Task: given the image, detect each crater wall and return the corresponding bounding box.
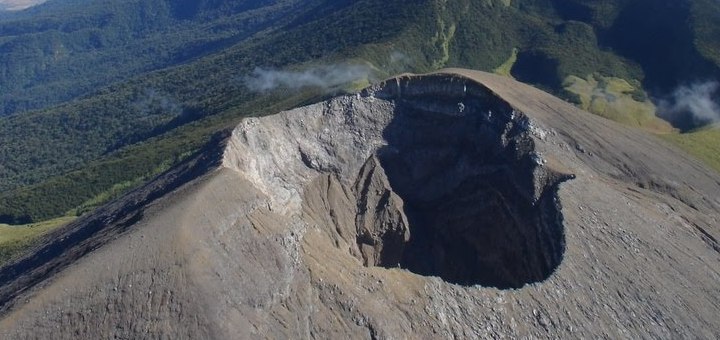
[223,74,571,288]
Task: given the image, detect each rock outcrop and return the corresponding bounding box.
[0,69,719,339]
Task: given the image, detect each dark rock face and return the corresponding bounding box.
[353,155,410,267]
[359,75,571,288]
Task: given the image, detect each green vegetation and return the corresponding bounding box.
[0,0,325,116]
[563,74,674,133]
[2,0,720,227]
[601,0,720,92]
[692,0,720,66]
[493,48,518,78]
[0,88,321,223]
[430,10,456,69]
[0,0,437,221]
[0,216,75,265]
[660,126,720,174]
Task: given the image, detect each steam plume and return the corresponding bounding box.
[657,81,720,128]
[132,89,182,116]
[0,0,46,11]
[389,51,410,64]
[243,64,372,92]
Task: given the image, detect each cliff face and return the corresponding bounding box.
[0,70,719,339]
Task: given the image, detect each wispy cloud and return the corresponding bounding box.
[389,51,410,64]
[243,63,373,92]
[132,88,182,117]
[0,0,46,11]
[657,81,720,128]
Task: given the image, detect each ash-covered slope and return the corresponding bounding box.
[0,70,719,339]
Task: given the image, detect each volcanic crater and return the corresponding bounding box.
[354,77,572,288]
[2,70,719,339]
[221,74,575,289]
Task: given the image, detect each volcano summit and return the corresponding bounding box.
[0,70,718,339]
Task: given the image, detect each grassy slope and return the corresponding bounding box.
[563,74,720,173]
[660,126,720,174]
[563,74,674,133]
[493,48,517,78]
[0,216,75,266]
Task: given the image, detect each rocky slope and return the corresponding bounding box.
[0,69,719,339]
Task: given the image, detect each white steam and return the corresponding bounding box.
[132,89,182,117]
[657,81,720,126]
[389,51,411,64]
[0,0,46,11]
[243,64,373,92]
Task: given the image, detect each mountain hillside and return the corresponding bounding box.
[0,0,328,115]
[3,0,719,118]
[0,70,718,338]
[0,0,719,227]
[0,0,45,11]
[0,0,433,223]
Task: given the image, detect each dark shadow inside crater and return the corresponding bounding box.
[366,77,570,289]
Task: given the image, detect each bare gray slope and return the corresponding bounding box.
[0,70,719,339]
